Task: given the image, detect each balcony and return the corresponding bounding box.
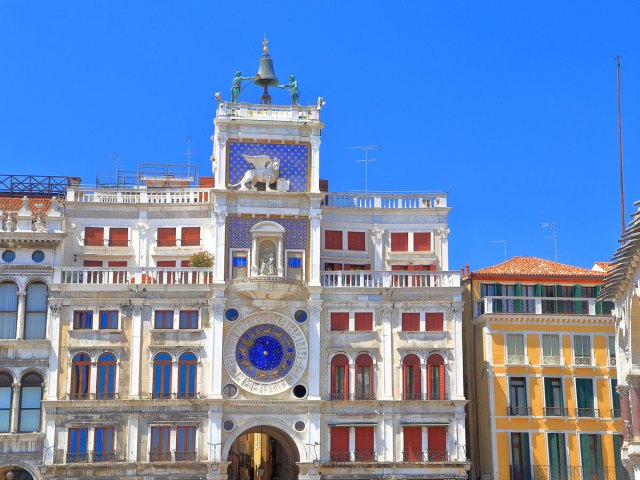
[573,356,592,366]
[543,407,568,417]
[402,450,448,462]
[327,393,376,401]
[505,354,527,365]
[68,187,211,204]
[475,296,610,317]
[510,465,628,480]
[541,355,562,366]
[149,392,200,400]
[507,406,531,416]
[149,450,198,462]
[218,102,320,121]
[401,392,449,400]
[66,393,119,400]
[322,192,446,209]
[65,451,121,463]
[576,407,600,418]
[61,267,213,286]
[320,270,460,288]
[328,451,377,462]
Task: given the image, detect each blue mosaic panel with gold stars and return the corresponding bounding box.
[235,324,296,383]
[227,217,307,249]
[228,141,309,192]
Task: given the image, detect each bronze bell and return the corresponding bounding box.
[254,53,279,88]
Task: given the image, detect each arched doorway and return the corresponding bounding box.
[226,425,300,480]
[0,466,35,480]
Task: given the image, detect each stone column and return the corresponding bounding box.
[309,211,322,286]
[213,132,228,189]
[381,304,393,400]
[208,407,223,461]
[371,227,385,271]
[210,300,226,398]
[439,228,450,270]
[309,134,321,192]
[213,209,227,283]
[630,379,640,440]
[47,303,62,400]
[9,383,20,432]
[44,417,55,464]
[15,291,26,339]
[129,303,144,399]
[89,361,98,397]
[136,223,149,267]
[307,302,322,399]
[307,411,321,461]
[127,414,139,462]
[618,385,632,441]
[452,305,464,399]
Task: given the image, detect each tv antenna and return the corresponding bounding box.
[185,136,195,164]
[540,222,558,262]
[348,145,380,193]
[491,240,507,259]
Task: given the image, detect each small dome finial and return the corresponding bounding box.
[262,35,269,53]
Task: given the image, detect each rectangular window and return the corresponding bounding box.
[181,227,200,246]
[176,425,196,461]
[108,227,128,247]
[354,426,375,461]
[330,426,350,462]
[520,285,536,313]
[94,427,114,462]
[425,313,443,331]
[580,434,603,479]
[0,383,10,433]
[506,334,525,364]
[99,310,118,329]
[413,232,431,251]
[547,433,568,480]
[347,231,366,251]
[157,228,177,247]
[611,379,621,418]
[154,311,174,329]
[608,336,616,365]
[330,312,349,331]
[73,311,93,330]
[354,312,373,331]
[427,426,447,461]
[544,378,565,416]
[68,428,88,463]
[324,230,343,250]
[231,251,248,279]
[573,335,591,365]
[403,426,423,462]
[576,378,595,417]
[287,252,304,282]
[84,227,104,246]
[541,334,561,364]
[179,311,198,329]
[508,377,528,415]
[402,313,420,332]
[510,432,531,478]
[391,232,408,251]
[150,426,171,461]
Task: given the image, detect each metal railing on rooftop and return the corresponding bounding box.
[321,270,460,288]
[322,192,446,209]
[68,187,210,204]
[0,174,70,198]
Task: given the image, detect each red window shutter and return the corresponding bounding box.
[425,313,443,331]
[325,230,343,250]
[108,228,128,247]
[403,355,421,397]
[391,232,408,252]
[347,232,366,251]
[403,426,423,456]
[355,426,374,458]
[108,261,127,267]
[428,426,447,456]
[180,260,191,267]
[157,228,176,247]
[84,227,104,246]
[392,265,408,271]
[354,312,373,331]
[331,312,349,331]
[402,313,420,332]
[414,232,431,252]
[330,426,350,453]
[325,263,342,271]
[83,260,103,267]
[157,260,176,267]
[181,227,200,246]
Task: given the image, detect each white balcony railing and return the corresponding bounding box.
[542,355,562,366]
[320,270,460,288]
[322,192,446,209]
[61,268,213,285]
[67,188,211,204]
[217,102,320,121]
[474,296,605,317]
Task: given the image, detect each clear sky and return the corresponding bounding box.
[1,1,639,272]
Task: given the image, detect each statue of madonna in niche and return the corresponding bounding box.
[259,241,277,276]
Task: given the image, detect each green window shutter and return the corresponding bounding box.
[535,284,542,297]
[521,433,530,468]
[580,434,591,478]
[611,379,620,411]
[544,378,554,407]
[614,435,624,475]
[576,379,594,409]
[574,285,583,314]
[595,285,602,314]
[514,284,522,313]
[595,435,603,472]
[494,284,503,313]
[548,434,561,477]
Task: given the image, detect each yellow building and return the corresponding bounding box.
[463,257,625,480]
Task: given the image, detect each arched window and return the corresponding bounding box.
[402,354,422,400]
[355,353,374,400]
[97,353,116,399]
[0,373,13,432]
[19,372,43,432]
[25,282,47,339]
[153,352,172,399]
[427,354,445,400]
[71,353,91,400]
[178,352,197,399]
[330,354,349,400]
[0,282,18,339]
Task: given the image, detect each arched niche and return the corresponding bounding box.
[250,221,285,277]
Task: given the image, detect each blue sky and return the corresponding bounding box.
[1,1,639,271]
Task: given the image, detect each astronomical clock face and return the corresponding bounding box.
[224,313,308,395]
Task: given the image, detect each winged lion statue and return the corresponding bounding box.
[229,154,281,191]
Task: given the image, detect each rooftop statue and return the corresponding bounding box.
[231,71,255,103]
[277,75,300,106]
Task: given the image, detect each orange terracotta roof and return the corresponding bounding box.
[593,261,614,273]
[0,197,54,217]
[472,256,605,279]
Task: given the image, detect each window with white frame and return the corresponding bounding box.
[573,335,591,366]
[541,334,561,365]
[607,336,616,366]
[505,334,525,364]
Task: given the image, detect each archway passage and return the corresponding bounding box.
[0,466,35,480]
[227,426,299,480]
